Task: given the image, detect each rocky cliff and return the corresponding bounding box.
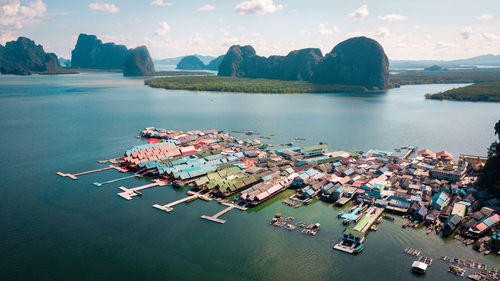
[71,34,130,69]
[0,37,61,75]
[218,37,389,90]
[314,37,389,89]
[123,46,155,76]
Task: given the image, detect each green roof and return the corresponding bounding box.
[343,229,364,239]
[353,216,371,232]
[302,144,328,152]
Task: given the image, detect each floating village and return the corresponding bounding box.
[58,127,500,280]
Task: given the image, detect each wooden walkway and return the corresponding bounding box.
[201,201,248,224]
[117,179,168,200]
[57,165,127,180]
[153,191,211,213]
[403,147,415,160]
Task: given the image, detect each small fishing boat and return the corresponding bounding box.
[337,210,344,218]
[353,243,365,253]
[343,218,352,225]
[383,215,395,221]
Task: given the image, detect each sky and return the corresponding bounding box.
[1,0,500,60]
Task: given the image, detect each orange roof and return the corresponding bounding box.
[436,150,453,160]
[474,222,488,232]
[418,149,435,158]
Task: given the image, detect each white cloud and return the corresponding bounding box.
[198,4,215,11]
[223,36,240,47]
[317,23,341,35]
[298,29,310,35]
[235,0,284,15]
[376,27,390,38]
[0,0,47,31]
[129,18,142,24]
[479,32,499,41]
[188,33,206,46]
[219,27,230,36]
[378,14,406,22]
[349,4,368,19]
[460,26,472,40]
[477,14,493,20]
[88,2,119,13]
[155,21,171,36]
[150,0,172,7]
[0,31,16,44]
[435,41,457,50]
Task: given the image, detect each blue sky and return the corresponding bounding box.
[1,0,499,60]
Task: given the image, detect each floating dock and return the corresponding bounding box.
[201,201,247,224]
[153,191,211,213]
[117,179,168,200]
[57,165,127,180]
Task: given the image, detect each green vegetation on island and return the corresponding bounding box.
[144,76,368,94]
[480,120,500,197]
[425,82,500,102]
[390,68,500,86]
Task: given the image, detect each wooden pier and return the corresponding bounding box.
[360,206,384,233]
[117,179,168,200]
[56,165,127,180]
[402,147,415,159]
[153,191,211,213]
[201,201,247,224]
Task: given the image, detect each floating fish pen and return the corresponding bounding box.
[404,247,421,257]
[269,214,320,236]
[448,265,466,277]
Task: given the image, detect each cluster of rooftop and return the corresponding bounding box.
[59,127,499,255]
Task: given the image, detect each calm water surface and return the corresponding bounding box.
[0,72,499,281]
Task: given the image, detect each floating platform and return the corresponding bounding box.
[333,243,356,254]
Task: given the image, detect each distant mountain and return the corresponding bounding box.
[155,54,216,65]
[176,55,225,71]
[390,54,500,69]
[219,36,389,90]
[206,55,225,71]
[177,55,206,70]
[58,57,71,67]
[0,37,61,75]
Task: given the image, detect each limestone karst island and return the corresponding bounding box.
[1,1,500,281]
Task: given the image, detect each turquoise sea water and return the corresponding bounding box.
[0,72,499,281]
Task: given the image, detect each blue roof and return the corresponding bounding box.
[431,192,449,207]
[344,168,355,176]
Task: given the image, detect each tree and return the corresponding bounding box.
[480,119,500,197]
[495,120,500,141]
